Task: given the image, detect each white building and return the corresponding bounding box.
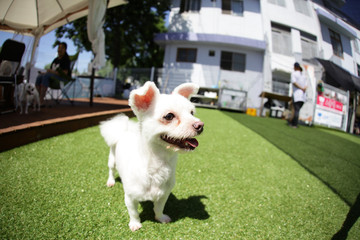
[155,0,360,113]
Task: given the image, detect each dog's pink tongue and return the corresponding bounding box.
[186,138,199,148]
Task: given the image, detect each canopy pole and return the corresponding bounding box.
[90,67,95,106]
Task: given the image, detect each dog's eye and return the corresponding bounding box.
[191,110,194,115]
[164,113,175,121]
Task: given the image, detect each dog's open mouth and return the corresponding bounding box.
[161,135,199,150]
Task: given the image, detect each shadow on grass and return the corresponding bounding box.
[225,111,360,206]
[332,192,360,239]
[113,177,209,222]
[115,176,122,183]
[140,194,209,223]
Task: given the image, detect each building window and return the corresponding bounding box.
[180,0,201,13]
[329,29,343,58]
[222,0,244,16]
[357,64,360,77]
[209,50,215,57]
[293,0,310,16]
[268,0,286,7]
[353,39,360,54]
[220,51,246,72]
[301,31,317,60]
[176,48,197,63]
[271,23,292,56]
[272,77,290,96]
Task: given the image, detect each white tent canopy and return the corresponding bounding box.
[0,0,126,74]
[0,0,126,36]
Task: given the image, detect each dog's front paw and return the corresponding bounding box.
[129,221,142,232]
[155,214,171,224]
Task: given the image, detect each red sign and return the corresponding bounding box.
[317,96,343,112]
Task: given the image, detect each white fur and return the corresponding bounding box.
[100,81,203,232]
[16,82,40,114]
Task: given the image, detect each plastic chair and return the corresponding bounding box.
[0,39,25,113]
[47,52,79,104]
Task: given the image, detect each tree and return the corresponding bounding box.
[55,0,170,68]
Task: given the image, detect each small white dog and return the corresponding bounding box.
[100,81,204,232]
[16,82,40,114]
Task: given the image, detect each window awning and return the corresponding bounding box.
[316,58,360,92]
[154,33,266,51]
[315,8,357,39]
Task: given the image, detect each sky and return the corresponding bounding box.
[0,30,92,74]
[340,0,360,26]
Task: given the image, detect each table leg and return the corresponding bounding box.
[260,92,265,117]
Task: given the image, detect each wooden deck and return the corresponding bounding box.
[0,98,133,152]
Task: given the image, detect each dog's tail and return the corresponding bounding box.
[100,114,130,147]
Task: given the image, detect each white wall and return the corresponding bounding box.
[265,0,317,36]
[162,41,264,108]
[169,0,264,41]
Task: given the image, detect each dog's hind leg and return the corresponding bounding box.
[106,146,116,187]
[19,102,24,114]
[33,99,37,111]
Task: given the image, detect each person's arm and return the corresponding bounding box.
[59,56,70,76]
[58,69,69,75]
[46,69,58,74]
[293,82,307,92]
[291,72,307,92]
[46,67,68,76]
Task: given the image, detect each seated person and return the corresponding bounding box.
[35,42,71,104]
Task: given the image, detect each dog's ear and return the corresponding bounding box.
[173,83,199,99]
[129,81,159,116]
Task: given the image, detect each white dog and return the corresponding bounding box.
[16,82,40,114]
[100,81,204,232]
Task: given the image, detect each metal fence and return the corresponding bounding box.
[67,67,263,111]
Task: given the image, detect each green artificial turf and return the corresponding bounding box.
[225,112,360,206]
[1,108,359,239]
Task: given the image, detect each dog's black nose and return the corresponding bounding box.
[193,121,204,133]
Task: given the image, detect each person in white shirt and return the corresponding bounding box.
[289,62,307,128]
